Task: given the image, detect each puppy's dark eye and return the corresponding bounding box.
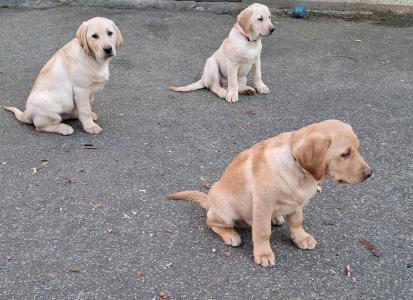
[91,34,99,39]
[341,149,351,159]
[258,17,263,21]
[108,31,113,36]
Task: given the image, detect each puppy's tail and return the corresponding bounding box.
[3,106,31,124]
[168,190,209,210]
[169,79,205,92]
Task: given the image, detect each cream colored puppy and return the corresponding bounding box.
[170,3,274,103]
[169,120,373,267]
[4,17,123,135]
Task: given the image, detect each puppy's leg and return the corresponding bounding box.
[89,94,98,121]
[206,209,241,247]
[252,56,270,94]
[203,58,227,100]
[33,113,74,135]
[252,203,275,267]
[226,63,239,103]
[238,76,256,95]
[286,207,316,250]
[74,88,102,134]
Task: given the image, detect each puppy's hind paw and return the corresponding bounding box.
[271,216,285,226]
[293,233,317,250]
[240,86,256,96]
[223,235,241,247]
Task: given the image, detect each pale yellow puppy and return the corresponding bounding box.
[169,120,373,267]
[170,3,275,103]
[4,17,123,135]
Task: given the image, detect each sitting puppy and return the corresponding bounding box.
[169,120,373,267]
[4,17,123,135]
[170,3,274,103]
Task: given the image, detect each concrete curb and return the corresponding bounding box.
[1,0,412,16]
[78,0,196,10]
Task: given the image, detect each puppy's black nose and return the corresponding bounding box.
[270,27,275,33]
[363,168,373,181]
[103,46,112,54]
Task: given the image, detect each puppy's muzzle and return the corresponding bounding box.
[103,46,113,57]
[362,168,373,181]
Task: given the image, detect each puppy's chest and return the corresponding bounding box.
[88,70,109,92]
[237,47,259,63]
[272,184,317,217]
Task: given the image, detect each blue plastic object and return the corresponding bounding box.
[293,4,306,18]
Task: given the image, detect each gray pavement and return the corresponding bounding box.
[0,6,412,300]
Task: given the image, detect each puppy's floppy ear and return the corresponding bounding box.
[292,132,331,181]
[237,7,252,37]
[112,22,123,50]
[76,22,91,55]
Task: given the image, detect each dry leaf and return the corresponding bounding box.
[91,203,103,209]
[224,251,232,257]
[359,239,380,257]
[48,272,57,279]
[341,265,351,277]
[91,203,103,210]
[63,177,73,184]
[159,291,168,300]
[105,229,113,234]
[31,161,48,175]
[136,271,144,277]
[68,267,79,273]
[244,110,256,116]
[5,255,12,261]
[201,182,211,189]
[163,228,174,234]
[354,39,362,42]
[83,144,97,149]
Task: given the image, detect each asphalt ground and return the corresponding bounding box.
[0,6,412,299]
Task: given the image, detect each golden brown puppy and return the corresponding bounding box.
[4,17,123,135]
[169,120,373,267]
[170,3,275,103]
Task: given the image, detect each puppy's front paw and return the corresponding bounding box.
[292,233,317,250]
[91,112,98,121]
[84,123,102,135]
[271,216,285,226]
[223,234,242,247]
[254,247,275,267]
[256,83,270,94]
[225,91,239,103]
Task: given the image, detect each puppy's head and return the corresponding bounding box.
[292,120,372,183]
[237,3,274,41]
[76,17,123,61]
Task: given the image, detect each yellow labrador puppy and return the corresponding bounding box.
[170,3,274,103]
[169,120,373,267]
[4,17,123,135]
